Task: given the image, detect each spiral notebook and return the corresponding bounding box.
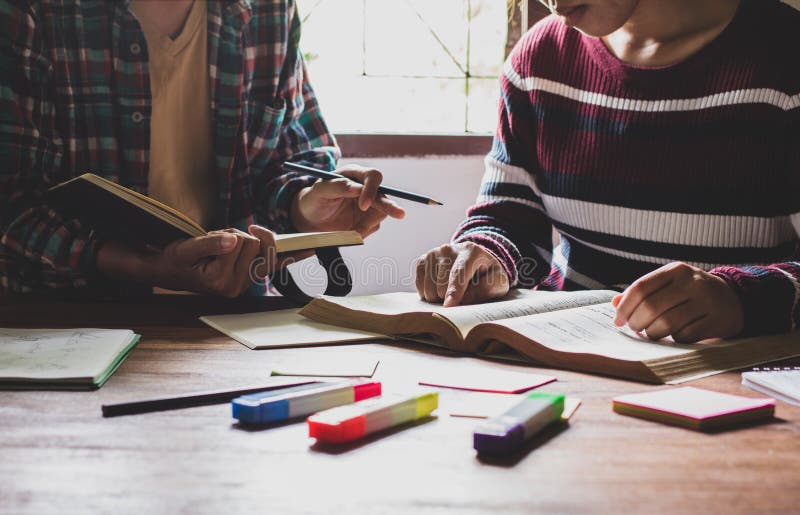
[742,367,800,407]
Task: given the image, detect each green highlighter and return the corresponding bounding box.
[473,392,565,456]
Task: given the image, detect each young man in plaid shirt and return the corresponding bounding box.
[0,0,404,296]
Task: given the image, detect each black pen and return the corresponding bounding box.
[101,380,318,417]
[282,161,443,206]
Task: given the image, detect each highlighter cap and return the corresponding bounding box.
[473,392,565,456]
[473,416,525,456]
[354,381,381,401]
[308,405,366,443]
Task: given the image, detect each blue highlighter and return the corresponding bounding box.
[473,392,565,456]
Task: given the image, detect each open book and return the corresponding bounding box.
[299,290,800,384]
[48,173,362,251]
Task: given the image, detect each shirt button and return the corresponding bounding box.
[131,111,144,123]
[130,43,141,56]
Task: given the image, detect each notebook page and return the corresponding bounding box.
[201,309,383,349]
[742,368,800,405]
[0,328,135,380]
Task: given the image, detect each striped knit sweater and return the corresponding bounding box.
[453,0,800,337]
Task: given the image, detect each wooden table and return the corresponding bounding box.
[1,295,799,514]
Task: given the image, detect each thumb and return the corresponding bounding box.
[249,224,316,270]
[248,224,279,277]
[248,224,276,247]
[173,233,237,264]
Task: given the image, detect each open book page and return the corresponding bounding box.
[315,289,616,336]
[85,174,206,235]
[0,328,136,381]
[484,303,700,362]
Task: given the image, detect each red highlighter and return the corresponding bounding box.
[308,392,439,444]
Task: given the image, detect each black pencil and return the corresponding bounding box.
[282,161,443,206]
[101,380,318,417]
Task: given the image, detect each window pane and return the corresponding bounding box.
[297,0,363,77]
[316,76,467,133]
[468,0,508,77]
[467,78,501,133]
[296,0,507,134]
[365,0,467,77]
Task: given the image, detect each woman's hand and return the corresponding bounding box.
[290,164,405,238]
[613,262,744,342]
[415,242,510,307]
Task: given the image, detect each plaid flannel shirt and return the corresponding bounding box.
[0,0,339,293]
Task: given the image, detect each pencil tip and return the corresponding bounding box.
[429,200,444,206]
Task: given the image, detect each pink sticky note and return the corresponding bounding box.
[613,387,776,431]
[419,366,556,394]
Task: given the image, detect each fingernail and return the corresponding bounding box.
[220,234,237,248]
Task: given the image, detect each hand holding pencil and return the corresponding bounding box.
[286,162,439,238]
[283,162,443,206]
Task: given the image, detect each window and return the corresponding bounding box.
[296,0,510,134]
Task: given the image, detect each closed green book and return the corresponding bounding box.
[0,328,140,390]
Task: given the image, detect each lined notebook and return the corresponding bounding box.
[0,328,140,390]
[742,367,800,407]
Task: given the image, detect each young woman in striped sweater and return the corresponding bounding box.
[415,0,799,342]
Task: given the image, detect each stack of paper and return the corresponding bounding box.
[742,367,800,406]
[613,387,775,431]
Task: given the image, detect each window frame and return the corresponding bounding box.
[335,133,492,158]
[330,2,551,158]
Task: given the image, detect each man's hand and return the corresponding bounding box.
[612,262,744,342]
[290,164,405,237]
[97,229,263,297]
[246,224,315,281]
[151,229,262,297]
[415,242,510,307]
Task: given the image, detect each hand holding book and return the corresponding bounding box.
[50,174,364,297]
[96,226,305,297]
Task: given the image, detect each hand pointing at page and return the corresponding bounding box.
[415,242,510,307]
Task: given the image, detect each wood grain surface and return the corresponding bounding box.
[1,295,798,514]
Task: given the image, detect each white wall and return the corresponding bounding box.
[286,155,486,295]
